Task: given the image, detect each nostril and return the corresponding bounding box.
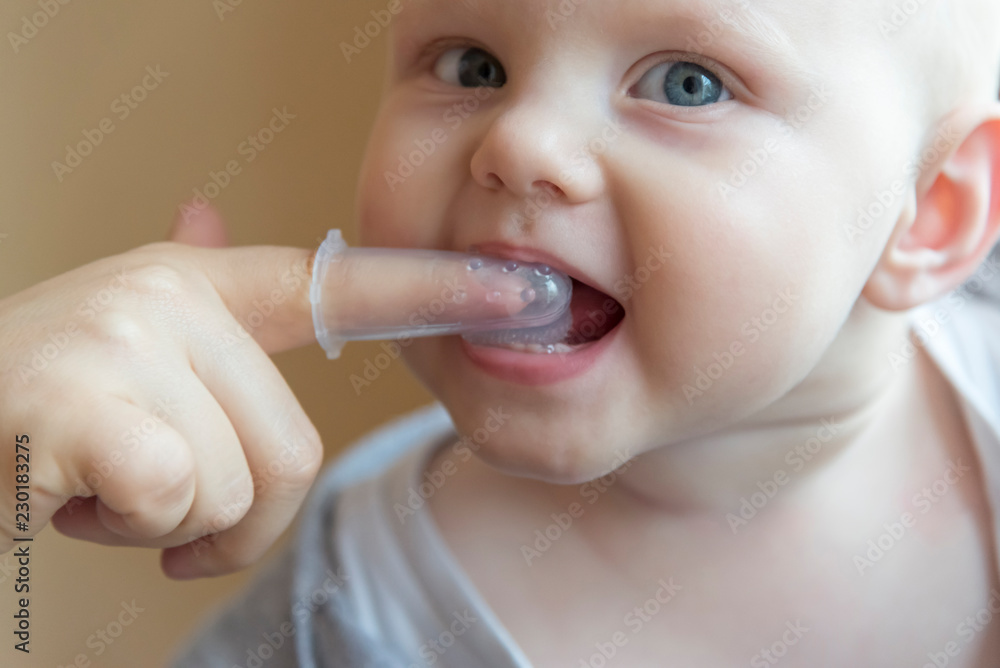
[533,181,564,199]
[484,172,504,189]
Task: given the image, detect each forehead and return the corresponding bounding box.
[394,0,912,75]
[396,0,897,41]
[392,0,913,98]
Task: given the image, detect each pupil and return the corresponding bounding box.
[661,63,722,106]
[460,48,505,87]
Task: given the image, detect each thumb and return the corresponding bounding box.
[169,202,230,248]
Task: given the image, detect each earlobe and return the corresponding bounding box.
[863,113,1000,312]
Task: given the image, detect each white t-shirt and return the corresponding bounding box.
[170,252,1000,668]
[334,418,533,667]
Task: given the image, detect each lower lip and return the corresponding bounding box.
[459,323,623,386]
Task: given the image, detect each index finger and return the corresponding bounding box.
[182,231,572,358]
[195,243,319,355]
[309,230,573,358]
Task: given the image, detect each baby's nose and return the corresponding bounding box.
[469,102,609,205]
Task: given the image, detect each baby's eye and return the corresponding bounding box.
[631,61,732,107]
[433,47,507,88]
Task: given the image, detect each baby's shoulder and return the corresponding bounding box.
[912,282,1000,434]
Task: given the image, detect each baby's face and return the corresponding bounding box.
[355,0,941,482]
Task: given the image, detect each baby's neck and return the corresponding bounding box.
[576,309,932,520]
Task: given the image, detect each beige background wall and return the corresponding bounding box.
[0,2,431,666]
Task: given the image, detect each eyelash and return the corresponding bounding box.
[420,41,737,106]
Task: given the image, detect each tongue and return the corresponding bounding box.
[564,280,625,345]
[461,279,625,348]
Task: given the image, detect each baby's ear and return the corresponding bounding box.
[863,110,1000,311]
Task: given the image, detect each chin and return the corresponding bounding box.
[461,415,611,484]
[405,342,635,484]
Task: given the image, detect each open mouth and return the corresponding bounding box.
[564,278,626,344]
[464,277,626,354]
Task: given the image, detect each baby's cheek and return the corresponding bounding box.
[356,110,451,247]
[674,313,815,424]
[626,245,825,426]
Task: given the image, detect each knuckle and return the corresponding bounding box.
[119,262,208,329]
[90,311,156,358]
[134,448,196,514]
[207,479,255,533]
[126,263,188,302]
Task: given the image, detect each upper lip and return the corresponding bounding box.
[468,240,614,298]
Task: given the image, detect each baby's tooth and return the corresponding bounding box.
[488,340,578,354]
